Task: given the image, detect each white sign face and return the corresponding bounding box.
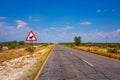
[26,30,37,41]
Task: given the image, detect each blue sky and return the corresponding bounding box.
[0,0,120,43]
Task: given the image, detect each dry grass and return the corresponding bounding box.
[26,45,54,80]
[0,49,29,64]
[73,46,120,60]
[76,46,107,53]
[0,45,54,80]
[0,45,52,64]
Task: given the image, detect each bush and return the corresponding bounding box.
[87,48,90,52]
[107,48,117,53]
[74,36,81,46]
[0,43,3,51]
[8,43,16,50]
[25,47,34,53]
[43,44,48,46]
[19,41,25,45]
[7,41,18,49]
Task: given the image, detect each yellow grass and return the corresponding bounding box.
[0,49,29,64]
[0,45,53,64]
[74,46,120,60]
[26,45,54,80]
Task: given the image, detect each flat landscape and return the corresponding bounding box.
[0,0,120,80]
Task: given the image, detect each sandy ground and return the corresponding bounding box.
[0,49,46,80]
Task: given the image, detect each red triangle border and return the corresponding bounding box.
[25,30,37,41]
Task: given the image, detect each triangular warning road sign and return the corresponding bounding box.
[26,30,37,41]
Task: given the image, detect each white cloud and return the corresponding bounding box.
[96,9,102,13]
[96,9,114,13]
[36,26,73,42]
[44,26,73,32]
[29,16,32,20]
[80,22,92,25]
[64,26,73,30]
[72,29,120,42]
[29,16,40,21]
[16,20,27,28]
[0,22,31,42]
[0,16,7,20]
[73,29,120,38]
[0,22,7,26]
[49,27,56,30]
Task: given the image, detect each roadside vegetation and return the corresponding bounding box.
[0,41,54,80]
[59,36,120,60]
[0,43,3,51]
[0,41,53,64]
[26,45,54,80]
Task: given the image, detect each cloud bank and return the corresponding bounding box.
[16,20,27,28]
[80,22,92,25]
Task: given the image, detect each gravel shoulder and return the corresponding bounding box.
[0,49,46,80]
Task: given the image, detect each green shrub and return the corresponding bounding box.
[25,47,34,53]
[43,44,48,46]
[0,43,3,51]
[107,48,117,53]
[19,41,25,45]
[74,36,81,46]
[8,43,16,50]
[70,44,75,48]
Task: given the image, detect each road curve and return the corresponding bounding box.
[38,45,120,80]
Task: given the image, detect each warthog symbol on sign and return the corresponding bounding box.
[29,36,34,39]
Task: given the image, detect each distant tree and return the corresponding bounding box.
[19,41,25,45]
[74,36,81,46]
[12,41,17,44]
[0,43,3,51]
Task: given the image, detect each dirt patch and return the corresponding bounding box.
[0,49,46,80]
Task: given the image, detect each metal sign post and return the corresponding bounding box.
[25,30,37,53]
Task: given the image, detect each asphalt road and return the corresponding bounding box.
[39,45,120,80]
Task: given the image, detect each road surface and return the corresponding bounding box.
[38,45,120,80]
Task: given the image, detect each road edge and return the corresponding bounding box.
[60,45,120,62]
[33,46,54,80]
